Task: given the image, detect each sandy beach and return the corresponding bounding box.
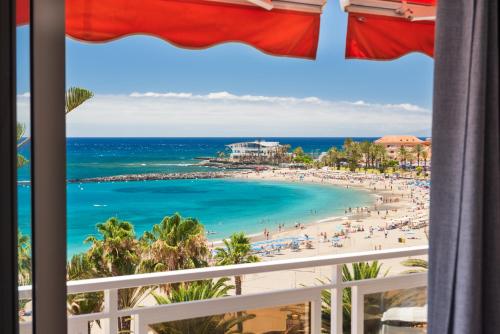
[228,168,430,294]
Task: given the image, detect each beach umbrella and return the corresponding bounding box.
[16,0,436,61]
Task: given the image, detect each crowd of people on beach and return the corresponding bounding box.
[240,167,430,258]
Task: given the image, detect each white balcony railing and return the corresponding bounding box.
[19,245,428,334]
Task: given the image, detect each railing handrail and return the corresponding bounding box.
[18,245,428,298]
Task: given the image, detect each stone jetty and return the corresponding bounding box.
[69,171,235,184]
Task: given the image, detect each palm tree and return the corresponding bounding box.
[398,146,408,169]
[345,142,362,172]
[85,218,139,276]
[140,213,209,273]
[421,150,429,170]
[280,144,291,163]
[320,261,388,333]
[85,218,146,333]
[215,233,259,333]
[373,144,388,171]
[322,148,334,167]
[407,153,416,171]
[412,144,424,166]
[336,150,346,170]
[67,254,104,334]
[342,138,353,151]
[67,253,99,280]
[18,230,31,285]
[214,233,259,296]
[293,146,305,157]
[360,141,372,170]
[150,278,254,334]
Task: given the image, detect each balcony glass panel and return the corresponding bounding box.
[364,287,427,334]
[149,303,310,334]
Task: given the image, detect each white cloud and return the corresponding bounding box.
[18,91,432,137]
[130,91,327,105]
[16,94,31,132]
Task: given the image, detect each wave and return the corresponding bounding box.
[93,204,108,207]
[124,163,195,167]
[152,163,194,167]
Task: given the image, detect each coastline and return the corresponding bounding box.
[229,168,423,240]
[207,172,379,246]
[200,167,431,295]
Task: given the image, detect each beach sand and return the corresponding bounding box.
[228,168,430,294]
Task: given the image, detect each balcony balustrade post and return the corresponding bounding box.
[133,314,150,334]
[104,288,119,334]
[331,265,343,334]
[311,295,322,334]
[350,286,364,334]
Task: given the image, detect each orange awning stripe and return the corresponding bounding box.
[345,13,435,60]
[16,0,321,59]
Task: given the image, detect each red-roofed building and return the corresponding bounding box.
[375,135,432,163]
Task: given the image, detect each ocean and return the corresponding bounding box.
[17,137,376,255]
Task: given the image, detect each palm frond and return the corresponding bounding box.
[66,87,94,114]
[400,258,428,270]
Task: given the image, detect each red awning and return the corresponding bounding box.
[345,13,434,60]
[342,0,436,60]
[16,0,29,26]
[16,0,322,59]
[16,0,436,61]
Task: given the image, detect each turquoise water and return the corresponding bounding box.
[17,138,375,255]
[19,178,373,255]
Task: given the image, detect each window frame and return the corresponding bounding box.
[0,0,67,332]
[0,0,19,331]
[23,0,67,333]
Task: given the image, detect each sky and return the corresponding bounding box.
[16,1,434,137]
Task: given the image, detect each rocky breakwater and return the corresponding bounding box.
[69,171,235,184]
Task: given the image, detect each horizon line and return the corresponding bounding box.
[64,135,430,139]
